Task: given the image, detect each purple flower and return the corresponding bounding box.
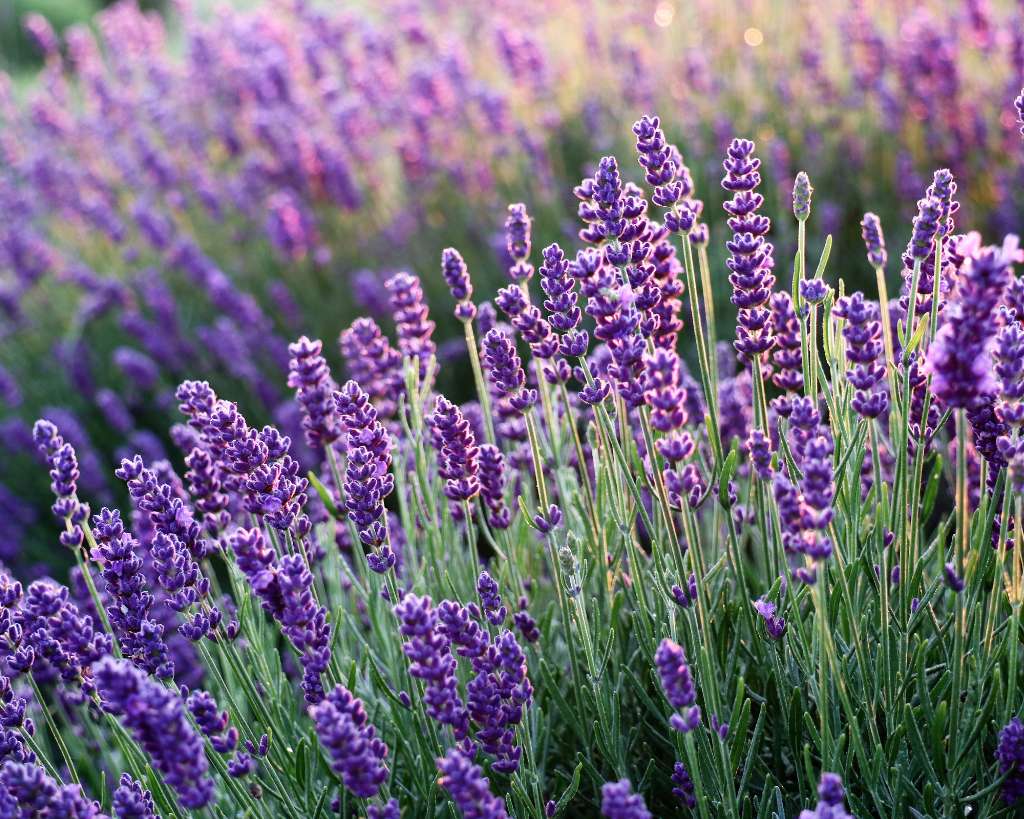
[600,779,651,819]
[394,594,469,739]
[94,657,214,809]
[722,138,775,358]
[310,684,390,799]
[655,638,700,733]
[386,272,436,381]
[671,762,696,809]
[287,336,341,450]
[943,561,965,593]
[112,773,156,819]
[477,572,506,626]
[478,444,512,530]
[908,195,942,263]
[752,598,787,639]
[926,235,1018,409]
[997,717,1024,804]
[505,203,534,283]
[575,157,626,244]
[437,746,509,819]
[429,396,481,503]
[442,247,476,320]
[833,292,888,418]
[1016,87,1024,136]
[798,772,853,819]
[768,291,803,415]
[368,799,400,819]
[482,329,536,412]
[860,212,887,269]
[278,553,332,703]
[339,318,404,420]
[187,689,239,753]
[92,508,173,678]
[114,347,160,391]
[632,115,682,208]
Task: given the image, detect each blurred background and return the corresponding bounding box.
[0,0,1021,574]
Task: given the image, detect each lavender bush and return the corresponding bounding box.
[0,101,1020,815]
[4,0,1024,566]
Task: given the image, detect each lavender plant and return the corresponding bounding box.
[1,97,1024,817]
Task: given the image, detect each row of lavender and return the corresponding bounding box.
[1,105,1023,815]
[3,0,1024,568]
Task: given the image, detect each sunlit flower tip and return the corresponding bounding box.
[600,779,652,819]
[1016,88,1024,136]
[908,196,941,261]
[860,212,887,269]
[792,171,813,221]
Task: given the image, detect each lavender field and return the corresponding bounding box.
[0,0,1023,816]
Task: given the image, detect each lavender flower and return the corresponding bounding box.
[310,684,390,799]
[478,444,511,530]
[187,689,239,753]
[833,292,888,418]
[575,157,625,244]
[287,336,341,450]
[505,203,534,283]
[752,598,787,639]
[792,171,813,221]
[722,138,775,358]
[671,762,696,809]
[477,572,506,626]
[482,329,536,412]
[339,318,403,420]
[1016,88,1024,137]
[386,272,436,381]
[769,291,803,415]
[92,508,173,678]
[429,396,481,503]
[655,638,700,733]
[278,553,332,703]
[861,212,887,269]
[112,773,156,819]
[442,247,476,321]
[94,657,214,809]
[997,717,1024,804]
[394,594,469,739]
[798,772,853,819]
[32,420,87,535]
[600,779,651,819]
[632,115,682,208]
[926,235,1018,408]
[437,746,509,819]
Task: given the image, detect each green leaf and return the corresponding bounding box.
[307,471,340,518]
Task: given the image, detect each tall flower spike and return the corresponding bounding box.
[287,336,341,450]
[338,317,403,420]
[861,212,887,269]
[436,746,509,819]
[722,138,775,358]
[1016,87,1024,137]
[442,247,476,321]
[926,235,1018,409]
[310,684,390,799]
[32,420,88,541]
[768,291,803,416]
[600,779,652,819]
[112,773,157,819]
[482,329,536,412]
[94,657,214,809]
[833,292,888,418]
[655,638,700,733]
[386,272,436,381]
[429,396,481,503]
[505,203,534,283]
[478,444,511,530]
[792,171,813,221]
[632,115,681,208]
